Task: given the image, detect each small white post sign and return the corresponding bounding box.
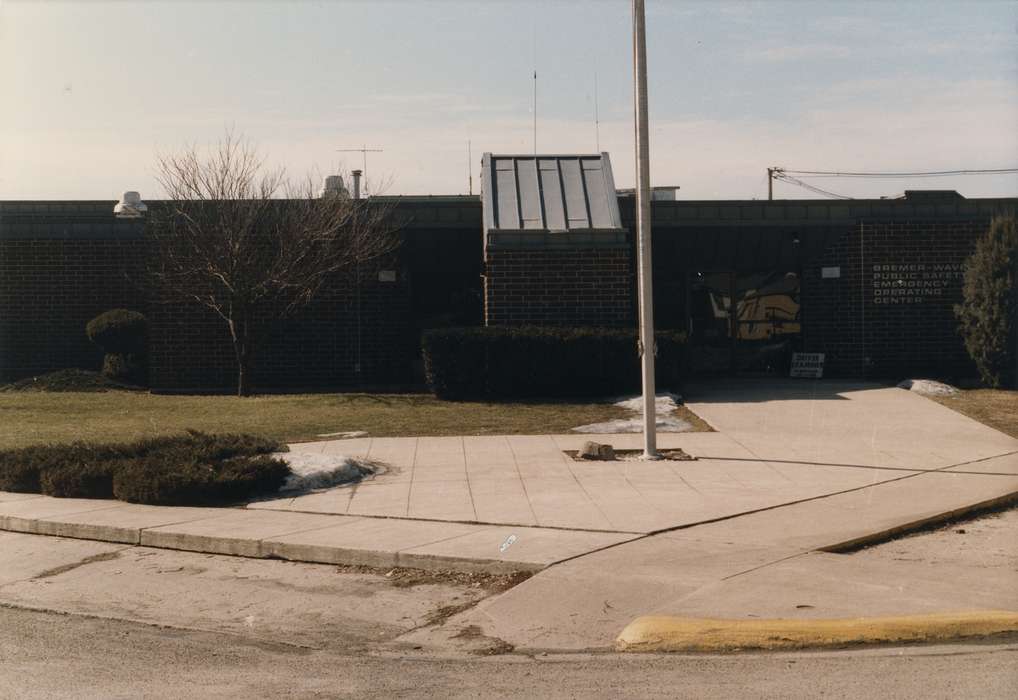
[790,352,825,378]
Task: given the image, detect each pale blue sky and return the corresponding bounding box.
[2,0,1016,200]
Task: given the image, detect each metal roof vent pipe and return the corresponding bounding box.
[352,169,362,200]
[113,191,147,218]
[319,175,348,199]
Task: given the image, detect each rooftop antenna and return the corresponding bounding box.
[532,3,538,155]
[594,70,601,152]
[468,139,473,195]
[533,69,538,155]
[336,145,383,192]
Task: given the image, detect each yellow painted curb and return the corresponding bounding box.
[615,611,1018,652]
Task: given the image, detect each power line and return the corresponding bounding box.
[772,172,852,199]
[779,167,1018,179]
[767,165,1018,200]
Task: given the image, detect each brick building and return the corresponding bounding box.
[1,156,1013,391]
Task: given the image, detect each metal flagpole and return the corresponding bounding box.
[632,0,659,459]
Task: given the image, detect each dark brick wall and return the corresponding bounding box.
[484,247,634,326]
[1,198,481,392]
[147,256,414,392]
[4,196,1010,388]
[1,233,415,392]
[0,238,145,381]
[405,227,483,327]
[802,219,987,378]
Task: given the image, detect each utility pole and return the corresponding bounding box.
[768,167,774,200]
[633,0,659,459]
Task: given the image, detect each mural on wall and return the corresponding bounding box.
[689,270,802,373]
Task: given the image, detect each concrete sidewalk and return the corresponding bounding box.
[3,379,1017,652]
[250,380,1018,536]
[424,455,1017,651]
[396,381,1018,652]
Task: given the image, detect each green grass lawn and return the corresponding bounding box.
[933,389,1018,440]
[0,390,712,450]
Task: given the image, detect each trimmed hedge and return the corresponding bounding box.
[0,431,289,506]
[39,446,121,499]
[422,326,686,400]
[85,309,148,353]
[0,450,45,492]
[112,453,289,506]
[86,309,148,384]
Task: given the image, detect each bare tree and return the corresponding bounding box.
[147,133,399,396]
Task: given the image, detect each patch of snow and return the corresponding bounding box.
[613,393,684,415]
[572,416,693,434]
[275,452,369,493]
[316,430,368,438]
[572,392,694,434]
[897,379,959,397]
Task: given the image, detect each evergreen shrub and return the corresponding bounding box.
[422,326,686,400]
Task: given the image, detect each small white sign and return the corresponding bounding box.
[790,352,825,378]
[821,266,841,279]
[378,270,396,282]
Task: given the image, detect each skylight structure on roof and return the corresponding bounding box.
[481,153,625,249]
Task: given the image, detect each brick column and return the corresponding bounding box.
[484,246,633,327]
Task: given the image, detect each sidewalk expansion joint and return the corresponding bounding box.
[248,507,644,536]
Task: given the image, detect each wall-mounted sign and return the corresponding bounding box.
[871,263,963,305]
[378,270,396,282]
[790,352,825,378]
[821,266,841,279]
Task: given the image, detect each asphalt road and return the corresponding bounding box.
[1,605,1016,699]
[0,522,1016,699]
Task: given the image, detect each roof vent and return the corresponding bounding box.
[113,191,147,218]
[617,186,680,201]
[319,175,349,199]
[903,190,964,202]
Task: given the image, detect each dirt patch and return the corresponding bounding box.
[33,550,123,580]
[451,624,516,655]
[836,504,1018,573]
[827,499,1018,554]
[1,369,145,393]
[425,601,480,627]
[331,563,532,593]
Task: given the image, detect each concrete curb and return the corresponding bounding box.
[0,495,633,575]
[615,611,1018,652]
[0,509,546,574]
[817,490,1018,553]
